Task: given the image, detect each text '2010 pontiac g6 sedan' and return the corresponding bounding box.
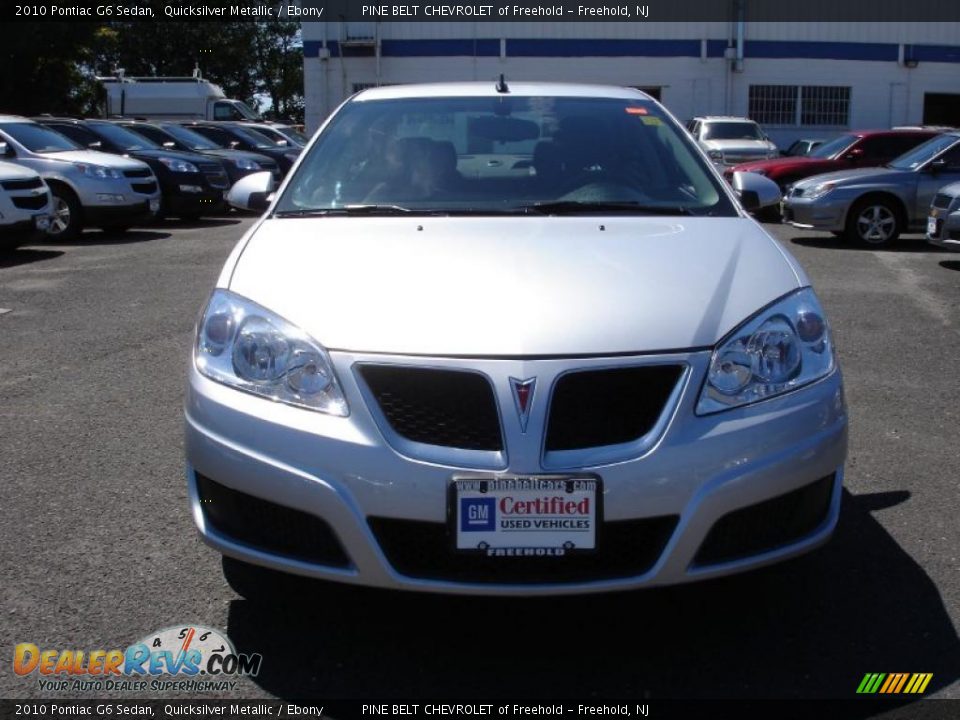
[185,82,847,596]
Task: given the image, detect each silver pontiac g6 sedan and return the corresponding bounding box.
[185,82,847,596]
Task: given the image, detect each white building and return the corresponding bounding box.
[301,21,960,147]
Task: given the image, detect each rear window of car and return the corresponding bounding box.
[276,95,737,217]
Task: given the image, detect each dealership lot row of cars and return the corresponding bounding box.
[0,116,303,245]
[688,114,960,248]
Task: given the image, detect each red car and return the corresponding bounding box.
[725,129,941,192]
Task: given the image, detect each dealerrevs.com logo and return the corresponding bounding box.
[13,625,262,692]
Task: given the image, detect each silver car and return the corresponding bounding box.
[186,83,847,597]
[927,181,960,251]
[0,116,161,239]
[783,131,960,246]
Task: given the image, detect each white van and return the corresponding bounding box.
[100,75,260,122]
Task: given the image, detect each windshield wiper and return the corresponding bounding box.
[274,204,417,218]
[518,200,695,216]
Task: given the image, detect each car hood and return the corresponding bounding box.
[703,139,775,153]
[227,216,802,356]
[792,166,911,188]
[0,160,40,180]
[42,150,150,171]
[126,148,216,165]
[732,157,836,175]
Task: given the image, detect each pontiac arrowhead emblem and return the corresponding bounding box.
[509,377,536,433]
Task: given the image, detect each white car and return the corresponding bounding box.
[687,116,779,166]
[186,82,846,597]
[0,116,160,239]
[0,157,51,249]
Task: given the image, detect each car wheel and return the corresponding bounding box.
[47,186,82,240]
[845,198,901,247]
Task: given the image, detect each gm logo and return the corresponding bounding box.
[460,498,495,532]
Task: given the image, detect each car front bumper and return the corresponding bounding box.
[927,208,960,251]
[185,350,848,596]
[782,194,849,232]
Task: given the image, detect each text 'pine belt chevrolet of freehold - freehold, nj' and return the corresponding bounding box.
[184,80,848,596]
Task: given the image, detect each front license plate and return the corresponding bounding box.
[451,475,599,555]
[927,216,939,236]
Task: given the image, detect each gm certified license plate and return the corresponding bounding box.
[451,475,599,555]
[928,216,940,236]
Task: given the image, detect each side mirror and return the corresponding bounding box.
[0,141,12,158]
[731,171,781,211]
[843,148,864,161]
[227,171,274,212]
[929,158,947,173]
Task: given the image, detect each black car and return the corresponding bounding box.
[34,117,229,219]
[180,122,299,176]
[113,120,281,186]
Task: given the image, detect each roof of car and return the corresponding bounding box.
[353,82,654,101]
[0,114,32,123]
[692,116,757,122]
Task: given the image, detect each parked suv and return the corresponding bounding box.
[0,116,160,239]
[35,118,229,220]
[0,157,51,249]
[111,120,281,186]
[725,129,941,192]
[686,116,779,166]
[180,121,299,176]
[236,121,308,148]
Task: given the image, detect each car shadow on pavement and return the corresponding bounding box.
[939,260,960,272]
[789,236,938,253]
[61,229,172,245]
[226,488,959,707]
[158,218,244,230]
[0,248,64,269]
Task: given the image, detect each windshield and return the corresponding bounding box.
[887,134,959,170]
[810,134,857,159]
[89,122,159,151]
[275,96,734,217]
[278,127,309,145]
[0,122,80,153]
[231,126,276,149]
[702,121,764,141]
[159,124,220,150]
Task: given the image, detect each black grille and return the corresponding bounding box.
[693,474,835,566]
[368,515,678,584]
[123,168,152,178]
[360,366,502,451]
[1,177,43,191]
[131,181,158,194]
[545,366,683,451]
[195,473,351,568]
[198,162,229,189]
[11,195,47,210]
[932,192,953,209]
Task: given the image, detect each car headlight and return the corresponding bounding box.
[74,163,122,179]
[803,181,838,201]
[697,288,835,414]
[232,157,260,171]
[158,157,199,173]
[194,289,348,416]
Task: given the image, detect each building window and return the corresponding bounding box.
[749,85,850,127]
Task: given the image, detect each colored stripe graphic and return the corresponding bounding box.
[858,673,933,694]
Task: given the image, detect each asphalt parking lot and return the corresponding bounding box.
[1,216,958,706]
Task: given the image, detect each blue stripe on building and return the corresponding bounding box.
[303,39,960,63]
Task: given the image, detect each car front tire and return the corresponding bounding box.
[845,197,901,247]
[47,186,82,241]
